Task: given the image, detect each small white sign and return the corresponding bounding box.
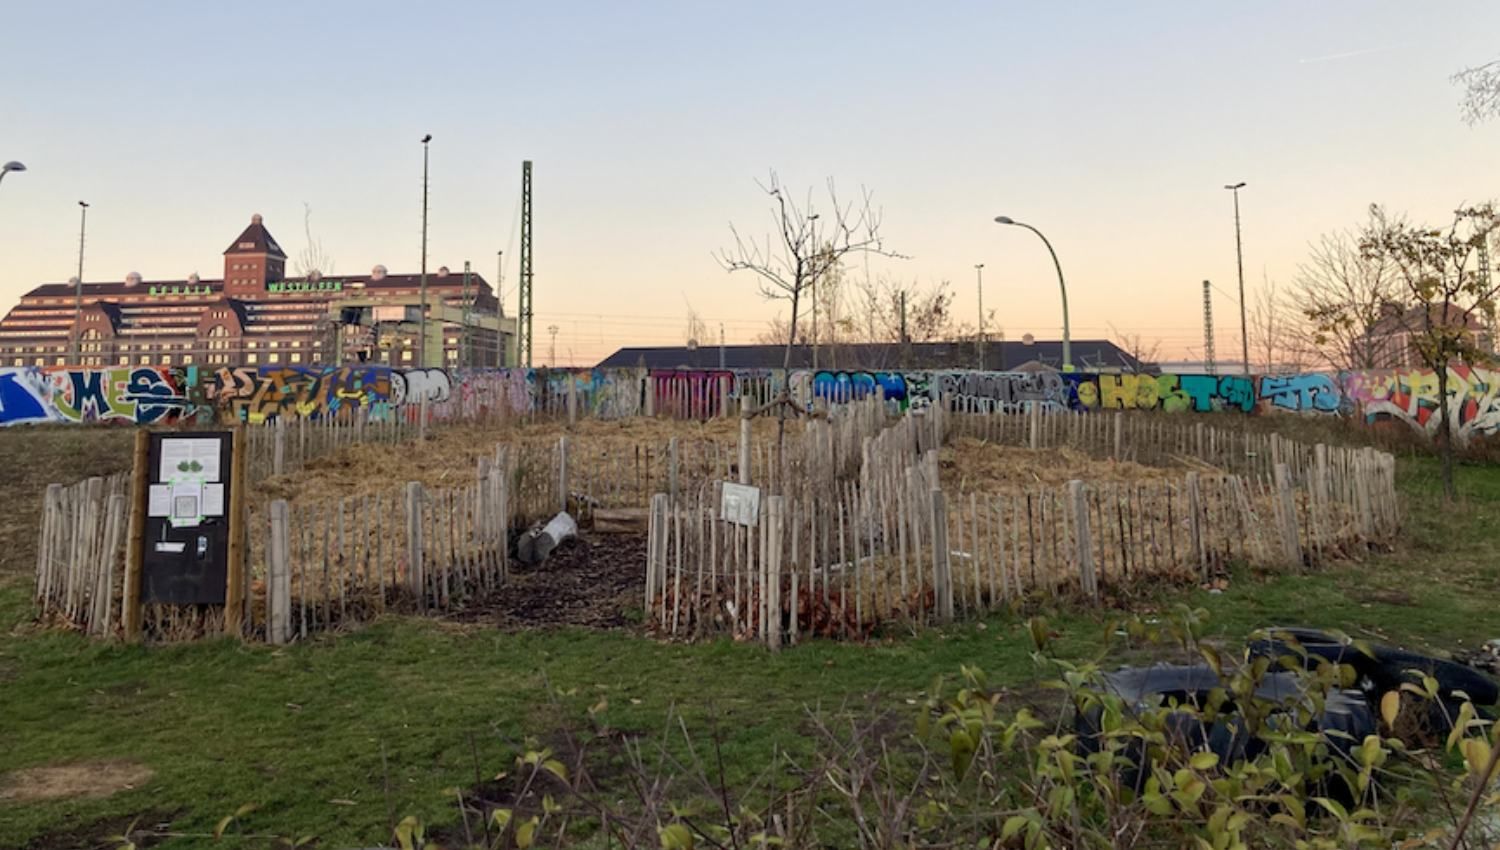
[202,483,225,517]
[720,482,761,527]
[148,484,172,518]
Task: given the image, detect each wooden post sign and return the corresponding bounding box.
[122,428,247,641]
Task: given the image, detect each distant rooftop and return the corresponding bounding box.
[596,340,1146,372]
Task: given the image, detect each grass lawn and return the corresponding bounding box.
[1,429,1497,848]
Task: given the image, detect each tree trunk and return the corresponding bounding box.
[1437,363,1456,501]
[772,279,803,496]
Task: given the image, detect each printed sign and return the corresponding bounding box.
[720,482,761,527]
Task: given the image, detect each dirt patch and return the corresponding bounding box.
[940,439,1218,493]
[0,760,154,804]
[452,532,647,630]
[18,810,175,850]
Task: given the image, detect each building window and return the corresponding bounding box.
[11,358,21,366]
[268,352,280,364]
[268,340,279,349]
[182,353,194,365]
[161,355,173,365]
[290,352,302,364]
[207,324,229,351]
[118,355,129,366]
[55,356,66,365]
[247,341,257,349]
[400,348,412,363]
[247,353,258,364]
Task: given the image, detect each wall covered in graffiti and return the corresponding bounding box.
[6,363,1500,442]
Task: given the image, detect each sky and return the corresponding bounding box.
[1,1,1497,366]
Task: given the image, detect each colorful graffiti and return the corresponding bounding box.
[0,366,192,425]
[1344,366,1500,442]
[8,363,1500,443]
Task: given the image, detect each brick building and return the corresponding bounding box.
[0,214,515,368]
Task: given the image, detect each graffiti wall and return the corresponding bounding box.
[0,366,194,425]
[5,363,1500,442]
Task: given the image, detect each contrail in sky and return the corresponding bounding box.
[1297,46,1400,64]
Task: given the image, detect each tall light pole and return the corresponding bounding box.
[0,160,26,189]
[547,324,559,367]
[418,134,432,368]
[495,249,505,367]
[1225,182,1249,375]
[993,216,1071,372]
[73,201,89,362]
[974,263,986,370]
[807,213,820,370]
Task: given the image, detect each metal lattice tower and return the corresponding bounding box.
[517,160,535,368]
[1202,280,1217,374]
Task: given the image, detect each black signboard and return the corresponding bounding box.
[141,432,235,605]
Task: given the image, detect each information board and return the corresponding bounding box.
[720,482,761,527]
[141,432,235,604]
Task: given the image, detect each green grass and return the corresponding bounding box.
[2,443,1499,848]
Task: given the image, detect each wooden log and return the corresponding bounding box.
[1186,471,1206,580]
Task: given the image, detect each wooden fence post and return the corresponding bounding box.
[647,493,669,612]
[1069,480,1098,599]
[738,418,752,485]
[767,494,784,651]
[268,499,291,645]
[558,436,570,513]
[225,426,249,638]
[668,436,680,506]
[1028,404,1041,450]
[273,418,286,476]
[1185,471,1206,579]
[1112,412,1123,460]
[930,488,953,623]
[406,481,424,598]
[1273,463,1301,565]
[123,430,149,643]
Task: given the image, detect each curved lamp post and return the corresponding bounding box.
[0,160,26,188]
[994,215,1071,372]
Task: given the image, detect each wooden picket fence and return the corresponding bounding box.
[645,407,1401,648]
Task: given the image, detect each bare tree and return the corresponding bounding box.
[1354,203,1500,499]
[1453,58,1500,124]
[683,301,709,347]
[292,203,335,278]
[1289,210,1404,371]
[1106,324,1161,373]
[716,173,898,491]
[1248,279,1308,373]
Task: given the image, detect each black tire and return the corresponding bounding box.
[1249,627,1499,706]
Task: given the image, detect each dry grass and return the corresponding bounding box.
[939,437,1219,494]
[0,427,137,577]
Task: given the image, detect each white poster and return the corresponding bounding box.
[170,481,203,527]
[148,484,172,518]
[201,483,225,517]
[158,438,222,482]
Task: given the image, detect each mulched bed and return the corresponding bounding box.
[451,532,646,630]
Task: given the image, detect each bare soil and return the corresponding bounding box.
[0,760,154,804]
[452,532,647,630]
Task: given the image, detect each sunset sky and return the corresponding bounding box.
[1,1,1496,365]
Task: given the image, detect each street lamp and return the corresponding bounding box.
[993,216,1071,372]
[1224,182,1249,375]
[73,201,89,362]
[974,263,985,370]
[0,161,26,188]
[418,134,432,368]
